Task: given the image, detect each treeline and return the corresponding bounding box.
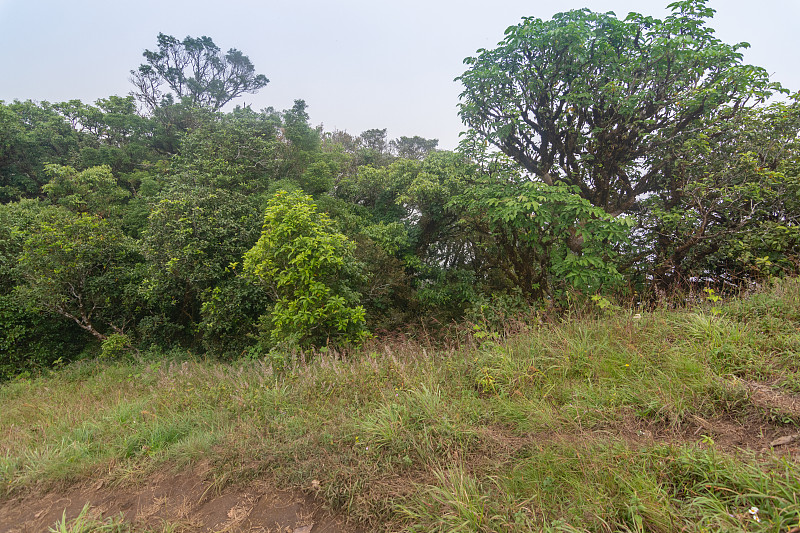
[1,0,799,378]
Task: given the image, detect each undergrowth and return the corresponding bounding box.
[1,278,799,531]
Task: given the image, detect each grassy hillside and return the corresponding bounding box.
[2,280,800,532]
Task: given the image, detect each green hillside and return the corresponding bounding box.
[2,279,799,531]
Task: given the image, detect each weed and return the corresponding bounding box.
[49,504,129,533]
[47,503,180,532]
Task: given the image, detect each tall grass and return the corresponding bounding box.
[1,278,798,531]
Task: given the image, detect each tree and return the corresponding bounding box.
[356,128,393,166]
[452,167,632,300]
[457,0,780,219]
[166,100,326,194]
[0,201,87,378]
[390,135,439,160]
[130,33,269,112]
[636,96,800,286]
[42,164,130,219]
[331,151,475,323]
[243,190,367,349]
[53,96,159,172]
[1,97,163,203]
[169,106,283,192]
[0,100,83,201]
[15,206,142,341]
[141,186,263,343]
[279,100,323,182]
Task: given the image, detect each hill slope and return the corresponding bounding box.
[2,280,800,532]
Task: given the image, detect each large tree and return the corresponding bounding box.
[456,0,781,218]
[130,33,269,112]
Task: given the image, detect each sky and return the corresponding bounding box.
[1,0,798,150]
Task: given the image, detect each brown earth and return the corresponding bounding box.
[0,461,358,533]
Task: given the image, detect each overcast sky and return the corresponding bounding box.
[1,0,798,149]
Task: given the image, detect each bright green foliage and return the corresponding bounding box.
[100,333,134,359]
[243,190,367,349]
[15,206,142,341]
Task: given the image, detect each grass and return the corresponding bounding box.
[2,278,800,531]
[48,503,179,533]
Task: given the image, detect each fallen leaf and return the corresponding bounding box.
[770,434,798,447]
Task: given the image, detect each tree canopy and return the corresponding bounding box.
[243,190,367,349]
[457,0,782,217]
[0,14,798,377]
[130,33,269,111]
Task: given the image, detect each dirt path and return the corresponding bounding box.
[0,462,355,533]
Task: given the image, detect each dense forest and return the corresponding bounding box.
[1,0,798,379]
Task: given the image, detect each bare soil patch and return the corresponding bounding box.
[745,380,800,419]
[0,462,356,533]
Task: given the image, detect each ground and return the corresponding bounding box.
[0,460,354,532]
[2,281,800,531]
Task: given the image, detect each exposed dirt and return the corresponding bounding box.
[745,380,800,420]
[0,461,358,533]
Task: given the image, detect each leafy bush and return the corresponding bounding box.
[244,190,368,349]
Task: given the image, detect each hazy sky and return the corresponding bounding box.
[1,0,798,149]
